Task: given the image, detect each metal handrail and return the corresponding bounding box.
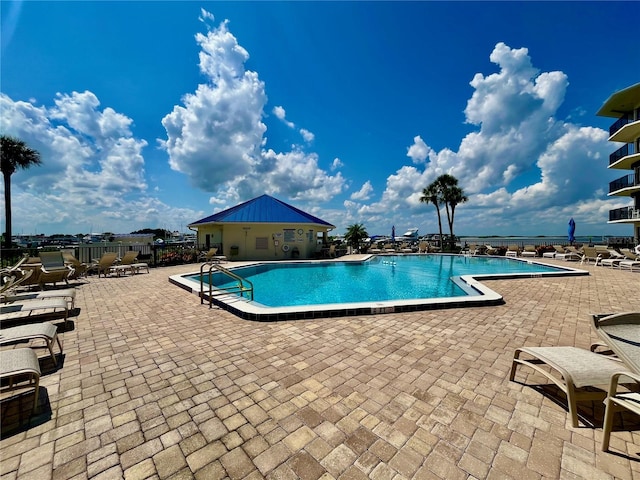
[200,262,254,308]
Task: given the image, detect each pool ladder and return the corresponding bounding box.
[200,262,254,308]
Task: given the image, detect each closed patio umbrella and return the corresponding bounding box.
[568,218,576,245]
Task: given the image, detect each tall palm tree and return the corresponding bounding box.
[1,135,42,249]
[344,223,368,253]
[442,182,468,250]
[419,182,444,249]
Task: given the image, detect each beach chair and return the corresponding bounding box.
[111,250,150,276]
[0,322,63,366]
[510,345,625,427]
[198,248,227,264]
[521,245,537,258]
[0,348,41,413]
[89,252,118,277]
[580,246,600,265]
[61,251,88,279]
[2,287,76,309]
[505,245,520,257]
[0,298,70,329]
[38,251,72,287]
[617,249,640,272]
[591,312,640,451]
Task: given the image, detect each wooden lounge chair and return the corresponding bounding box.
[591,312,640,451]
[0,322,63,366]
[510,345,625,427]
[0,348,41,412]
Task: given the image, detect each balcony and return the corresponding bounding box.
[610,118,640,143]
[609,206,640,222]
[609,173,637,195]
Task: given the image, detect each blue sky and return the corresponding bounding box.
[1,1,639,238]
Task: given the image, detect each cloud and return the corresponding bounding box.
[331,158,343,171]
[406,135,431,164]
[0,91,204,234]
[347,42,620,236]
[160,11,340,201]
[350,181,373,201]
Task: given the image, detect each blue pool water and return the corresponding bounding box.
[188,255,567,308]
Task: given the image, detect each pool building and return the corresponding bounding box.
[188,194,335,261]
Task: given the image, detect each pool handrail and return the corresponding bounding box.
[200,262,254,308]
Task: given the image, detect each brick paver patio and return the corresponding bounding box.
[1,258,639,479]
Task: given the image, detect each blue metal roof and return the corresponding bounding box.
[189,195,334,227]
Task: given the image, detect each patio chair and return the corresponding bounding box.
[198,248,227,264]
[510,345,625,427]
[0,348,41,413]
[580,246,600,265]
[0,322,63,366]
[505,245,520,257]
[61,251,88,279]
[2,287,76,309]
[111,250,150,276]
[521,245,537,258]
[591,312,640,451]
[418,242,429,254]
[617,249,640,272]
[1,297,70,328]
[89,252,118,277]
[599,250,626,268]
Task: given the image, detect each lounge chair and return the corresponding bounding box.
[2,287,76,309]
[0,298,70,329]
[89,252,119,277]
[111,250,150,276]
[38,251,72,286]
[510,345,625,427]
[0,348,41,412]
[399,243,413,254]
[418,242,429,254]
[505,245,520,257]
[198,248,227,264]
[0,322,63,366]
[599,249,626,268]
[580,246,600,265]
[521,245,537,258]
[383,243,396,253]
[617,249,640,272]
[591,312,640,451]
[61,251,88,279]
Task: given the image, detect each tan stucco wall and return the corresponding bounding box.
[193,223,330,260]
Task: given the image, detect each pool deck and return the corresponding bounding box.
[1,256,639,479]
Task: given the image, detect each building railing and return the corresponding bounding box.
[609,173,636,193]
[609,114,632,137]
[610,143,634,165]
[609,206,640,221]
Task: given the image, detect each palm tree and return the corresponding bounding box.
[441,181,468,250]
[1,135,42,249]
[344,223,368,254]
[419,182,444,249]
[420,174,467,251]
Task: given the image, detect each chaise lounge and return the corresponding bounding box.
[0,348,41,413]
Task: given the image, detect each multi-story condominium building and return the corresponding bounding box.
[597,82,640,245]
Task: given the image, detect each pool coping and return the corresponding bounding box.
[168,254,589,321]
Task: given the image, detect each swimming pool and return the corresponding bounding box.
[170,254,588,321]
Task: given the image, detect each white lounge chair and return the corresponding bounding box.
[0,298,70,329]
